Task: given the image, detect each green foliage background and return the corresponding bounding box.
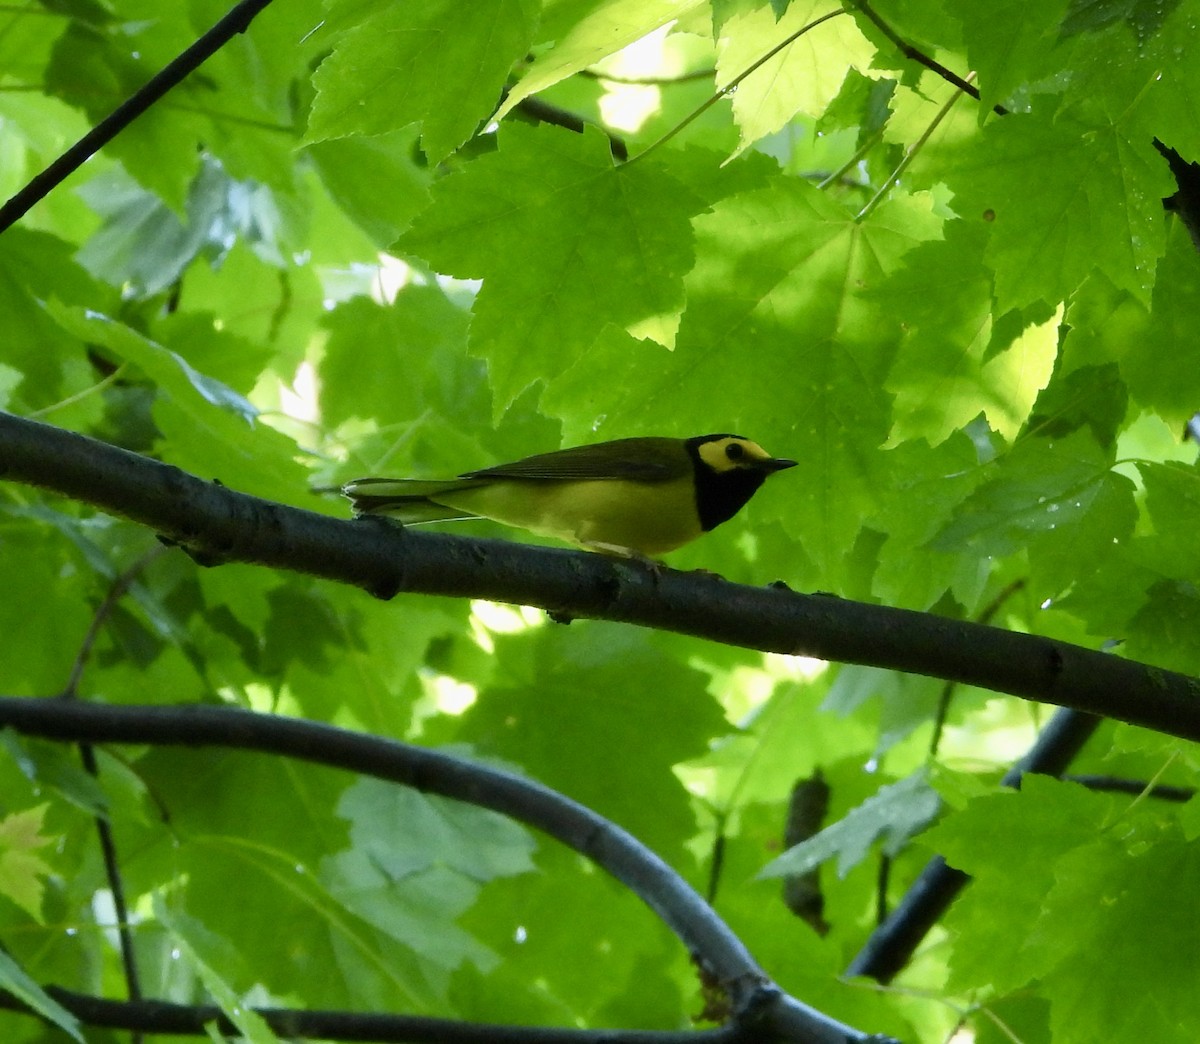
[1,0,1200,1041]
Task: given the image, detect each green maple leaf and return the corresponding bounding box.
[759,770,941,879]
[957,0,1070,113]
[308,0,539,163]
[717,1,875,154]
[1029,833,1200,1044]
[399,123,705,414]
[494,0,706,121]
[0,805,54,922]
[546,179,941,582]
[929,776,1115,995]
[949,108,1170,311]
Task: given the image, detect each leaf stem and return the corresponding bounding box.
[628,9,846,165]
[28,365,129,420]
[817,124,885,190]
[855,71,973,222]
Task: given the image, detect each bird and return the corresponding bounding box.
[341,434,796,558]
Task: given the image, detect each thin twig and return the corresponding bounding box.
[856,70,974,222]
[928,578,1026,758]
[60,543,167,1043]
[817,124,886,190]
[0,0,278,233]
[76,745,142,1035]
[706,811,727,904]
[850,0,1008,117]
[63,546,168,698]
[579,67,716,86]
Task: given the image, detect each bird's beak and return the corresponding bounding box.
[757,457,798,473]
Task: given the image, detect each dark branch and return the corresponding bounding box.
[1066,774,1195,803]
[2,984,902,1044]
[0,0,277,233]
[929,578,1027,757]
[62,546,166,1035]
[1155,139,1200,251]
[0,695,887,1044]
[844,708,1099,982]
[2,411,1200,743]
[512,96,629,161]
[64,546,167,697]
[1,984,751,1044]
[849,0,1008,117]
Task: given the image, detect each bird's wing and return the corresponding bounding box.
[341,477,486,522]
[343,477,484,499]
[463,439,688,483]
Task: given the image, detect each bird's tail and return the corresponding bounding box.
[340,478,483,523]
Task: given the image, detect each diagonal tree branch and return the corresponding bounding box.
[1064,775,1195,802]
[2,411,1199,742]
[847,0,1007,116]
[844,708,1098,982]
[0,984,749,1043]
[0,695,893,1044]
[0,0,278,233]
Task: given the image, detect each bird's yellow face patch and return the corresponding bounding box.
[696,436,776,474]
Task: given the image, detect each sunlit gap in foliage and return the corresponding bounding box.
[689,649,827,728]
[593,24,671,133]
[410,602,542,731]
[676,652,826,809]
[427,674,477,716]
[937,697,1045,771]
[277,358,319,428]
[233,681,282,714]
[470,600,544,654]
[91,889,127,951]
[411,673,479,735]
[333,252,478,309]
[263,253,479,456]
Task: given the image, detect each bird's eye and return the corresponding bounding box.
[726,442,745,461]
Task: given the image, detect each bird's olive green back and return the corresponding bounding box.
[463,437,693,483]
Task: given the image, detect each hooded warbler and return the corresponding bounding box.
[342,434,796,557]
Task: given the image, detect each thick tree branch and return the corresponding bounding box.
[844,708,1098,982]
[2,412,1199,741]
[0,696,887,1044]
[0,984,902,1044]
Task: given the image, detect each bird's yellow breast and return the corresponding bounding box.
[434,477,702,556]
